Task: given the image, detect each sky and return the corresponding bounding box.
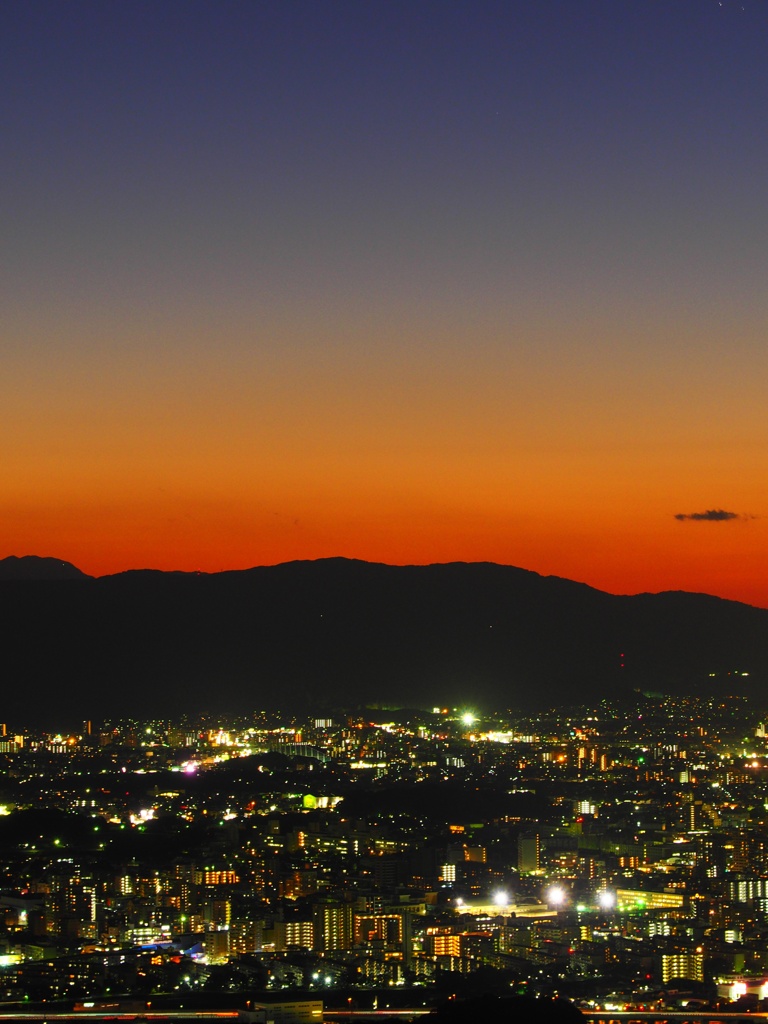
[2,0,768,606]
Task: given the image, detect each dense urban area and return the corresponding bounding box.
[2,692,768,1019]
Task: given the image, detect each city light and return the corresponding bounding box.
[0,692,758,1008]
[546,886,566,906]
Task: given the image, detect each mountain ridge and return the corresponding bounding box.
[0,555,91,581]
[1,553,762,610]
[0,555,765,729]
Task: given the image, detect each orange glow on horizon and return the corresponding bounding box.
[4,303,766,607]
[3,485,766,608]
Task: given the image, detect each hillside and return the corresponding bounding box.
[0,556,765,728]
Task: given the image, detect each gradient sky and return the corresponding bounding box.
[3,0,768,605]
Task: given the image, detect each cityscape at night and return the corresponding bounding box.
[3,694,768,1020]
[4,0,768,1020]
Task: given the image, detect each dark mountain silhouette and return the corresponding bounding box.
[0,555,91,581]
[0,556,765,728]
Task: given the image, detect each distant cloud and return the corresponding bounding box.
[674,509,742,522]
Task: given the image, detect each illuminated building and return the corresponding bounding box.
[312,901,353,952]
[431,933,461,958]
[287,919,314,948]
[615,889,685,912]
[660,951,704,983]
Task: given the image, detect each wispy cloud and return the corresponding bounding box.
[674,509,743,522]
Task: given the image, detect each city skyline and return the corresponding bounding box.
[0,693,766,1017]
[3,0,768,606]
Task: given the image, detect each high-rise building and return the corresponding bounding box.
[312,900,353,952]
[518,833,541,873]
[660,951,704,983]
